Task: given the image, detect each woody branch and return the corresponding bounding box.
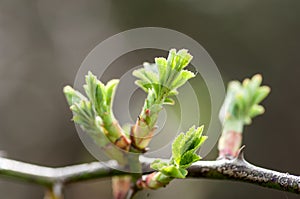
[0,149,300,195]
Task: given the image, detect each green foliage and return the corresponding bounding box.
[83,71,119,120]
[131,49,196,150]
[220,74,270,132]
[63,49,273,192]
[64,86,101,135]
[133,49,195,105]
[64,85,102,145]
[64,85,87,105]
[151,126,207,179]
[63,72,124,143]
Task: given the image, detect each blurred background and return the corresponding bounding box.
[0,0,299,198]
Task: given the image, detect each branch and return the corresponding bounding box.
[0,157,126,187]
[0,150,299,194]
[187,149,300,194]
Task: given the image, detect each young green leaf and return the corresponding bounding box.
[147,125,207,189]
[63,71,130,151]
[151,125,207,180]
[171,132,184,165]
[150,159,169,171]
[220,74,271,132]
[63,86,87,106]
[105,79,120,108]
[179,151,201,169]
[131,49,196,151]
[172,125,207,167]
[133,49,195,102]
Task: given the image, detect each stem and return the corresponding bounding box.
[1,152,300,194]
[188,148,300,193]
[131,101,162,151]
[112,176,131,199]
[218,130,242,158]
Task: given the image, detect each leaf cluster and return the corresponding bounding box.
[151,126,207,178]
[133,49,195,106]
[63,72,120,141]
[222,74,270,125]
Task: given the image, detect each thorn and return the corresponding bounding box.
[236,145,246,161]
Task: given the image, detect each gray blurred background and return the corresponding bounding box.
[0,0,299,198]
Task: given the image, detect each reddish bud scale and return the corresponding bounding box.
[114,135,131,151]
[112,176,131,199]
[136,172,167,190]
[218,130,242,159]
[145,109,150,116]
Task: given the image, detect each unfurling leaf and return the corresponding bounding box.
[172,125,207,167]
[151,125,207,181]
[133,49,195,104]
[220,74,271,132]
[131,49,196,151]
[63,86,87,106]
[150,159,169,171]
[63,71,130,151]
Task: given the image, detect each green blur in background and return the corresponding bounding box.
[0,0,299,198]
